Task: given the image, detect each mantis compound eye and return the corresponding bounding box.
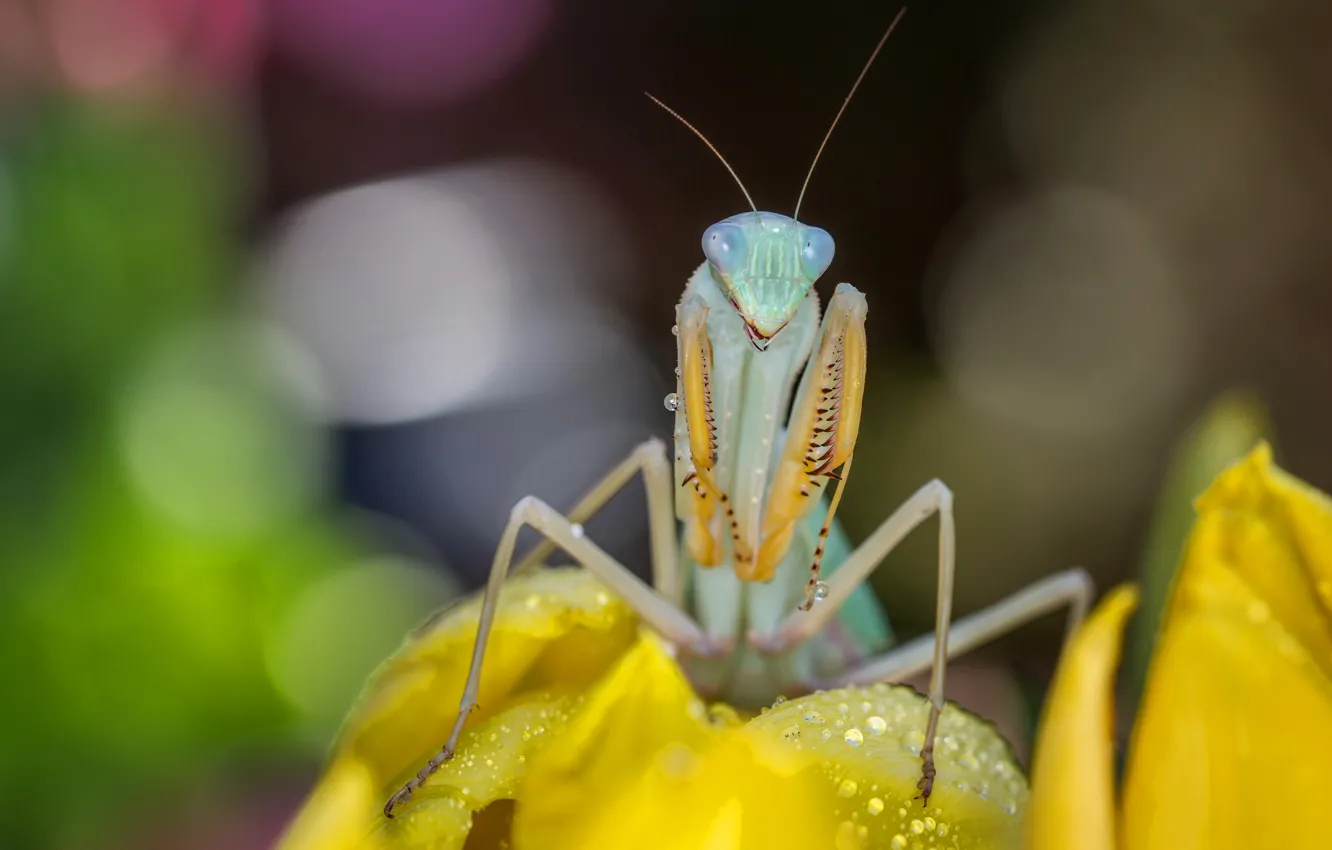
[702,222,747,277]
[800,226,836,280]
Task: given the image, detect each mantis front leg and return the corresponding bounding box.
[383,439,713,818]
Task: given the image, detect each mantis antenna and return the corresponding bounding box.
[793,6,908,220]
[646,92,759,214]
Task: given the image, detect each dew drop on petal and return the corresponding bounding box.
[890,835,907,850]
[838,778,859,798]
[866,715,887,735]
[834,820,861,850]
[803,710,827,726]
[903,729,925,755]
[866,797,884,816]
[844,727,864,746]
[910,819,925,835]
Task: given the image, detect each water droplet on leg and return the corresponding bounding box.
[663,392,680,412]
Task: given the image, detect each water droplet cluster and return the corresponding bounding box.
[746,682,1028,848]
[379,695,581,839]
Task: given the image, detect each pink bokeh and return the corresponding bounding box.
[53,0,262,92]
[0,0,262,95]
[267,0,554,106]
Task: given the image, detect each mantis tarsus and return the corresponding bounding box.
[384,6,1092,818]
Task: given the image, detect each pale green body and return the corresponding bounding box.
[671,212,893,708]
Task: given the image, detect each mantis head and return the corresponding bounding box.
[702,212,834,350]
[654,6,904,351]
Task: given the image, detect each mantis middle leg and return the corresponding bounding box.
[751,478,1092,805]
[383,438,711,818]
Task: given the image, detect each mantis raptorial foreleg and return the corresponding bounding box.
[751,478,1092,804]
[383,439,711,818]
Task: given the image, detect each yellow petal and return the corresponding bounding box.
[1025,584,1138,850]
[747,684,1030,849]
[1122,444,1332,850]
[1124,390,1270,711]
[373,695,581,850]
[1188,443,1332,675]
[277,758,384,850]
[515,632,836,850]
[278,567,637,850]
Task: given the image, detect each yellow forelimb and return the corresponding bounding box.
[754,285,868,583]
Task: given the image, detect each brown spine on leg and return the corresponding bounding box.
[678,295,749,568]
[755,284,867,589]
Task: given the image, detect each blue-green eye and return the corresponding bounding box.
[800,226,835,279]
[702,222,746,275]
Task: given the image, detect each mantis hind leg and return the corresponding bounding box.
[814,568,1092,804]
[751,478,1092,805]
[815,569,1093,689]
[383,439,712,819]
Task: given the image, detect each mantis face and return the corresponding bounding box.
[702,211,835,350]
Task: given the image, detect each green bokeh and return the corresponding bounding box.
[0,100,439,849]
[1121,391,1271,719]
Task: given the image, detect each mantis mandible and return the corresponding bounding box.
[384,7,1092,817]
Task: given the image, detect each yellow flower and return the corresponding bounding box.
[1028,443,1332,850]
[278,566,1029,849]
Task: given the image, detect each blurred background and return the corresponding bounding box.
[1,0,1330,847]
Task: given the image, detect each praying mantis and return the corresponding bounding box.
[384,7,1092,818]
